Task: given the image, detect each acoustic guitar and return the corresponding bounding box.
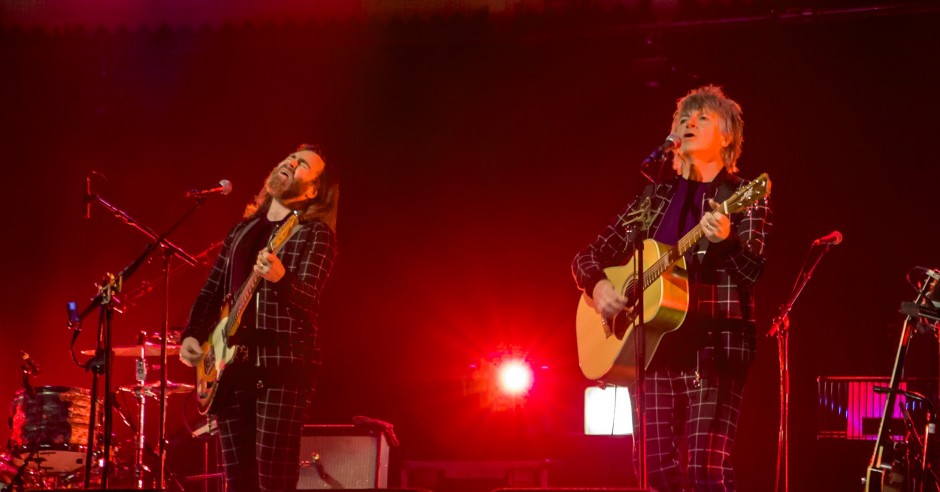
[575,173,771,386]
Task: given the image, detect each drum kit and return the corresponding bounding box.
[10,172,230,491]
[2,331,200,491]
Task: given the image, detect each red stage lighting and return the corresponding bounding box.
[497,359,534,397]
[465,350,543,410]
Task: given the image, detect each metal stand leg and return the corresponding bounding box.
[135,349,149,489]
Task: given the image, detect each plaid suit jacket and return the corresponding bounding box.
[183,216,337,373]
[571,169,772,367]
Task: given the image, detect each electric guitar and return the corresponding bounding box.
[575,173,771,386]
[195,211,300,414]
[863,270,940,491]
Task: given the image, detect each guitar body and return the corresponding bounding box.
[192,212,301,415]
[195,301,240,414]
[576,239,689,386]
[864,463,901,492]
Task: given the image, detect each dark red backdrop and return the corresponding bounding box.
[1,6,938,491]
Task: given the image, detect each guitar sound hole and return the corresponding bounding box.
[613,311,637,339]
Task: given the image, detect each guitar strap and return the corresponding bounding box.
[695,171,744,254]
[243,216,304,337]
[226,217,262,296]
[630,182,667,237]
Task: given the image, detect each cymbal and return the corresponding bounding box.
[117,381,195,397]
[81,342,181,358]
[139,329,182,345]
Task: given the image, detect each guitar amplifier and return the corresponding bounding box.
[297,424,390,489]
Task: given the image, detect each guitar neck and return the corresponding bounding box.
[223,212,300,337]
[642,225,704,289]
[226,271,263,335]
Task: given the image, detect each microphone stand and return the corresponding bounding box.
[632,146,677,488]
[72,186,202,489]
[631,223,648,490]
[766,239,838,492]
[640,149,675,185]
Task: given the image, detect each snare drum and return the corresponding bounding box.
[8,386,94,474]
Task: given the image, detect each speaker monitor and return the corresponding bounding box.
[297,424,389,489]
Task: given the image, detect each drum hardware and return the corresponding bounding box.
[8,386,95,474]
[99,331,192,490]
[5,358,189,492]
[109,398,186,492]
[6,450,39,491]
[17,352,38,401]
[117,381,195,400]
[0,452,40,491]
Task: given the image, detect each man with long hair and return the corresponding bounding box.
[180,144,339,492]
[572,86,771,490]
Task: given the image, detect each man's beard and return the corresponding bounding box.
[266,170,306,202]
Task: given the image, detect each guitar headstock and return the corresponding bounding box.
[721,173,771,214]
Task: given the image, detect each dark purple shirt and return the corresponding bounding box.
[653,177,708,246]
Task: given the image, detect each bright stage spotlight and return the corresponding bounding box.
[465,349,545,411]
[497,359,534,397]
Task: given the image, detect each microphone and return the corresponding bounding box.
[84,174,92,219]
[640,134,682,183]
[813,230,843,246]
[20,351,40,375]
[643,134,682,164]
[186,179,233,199]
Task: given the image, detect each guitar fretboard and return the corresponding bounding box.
[620,172,769,297]
[226,271,264,336]
[643,225,704,289]
[622,226,704,296]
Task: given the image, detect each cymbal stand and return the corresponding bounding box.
[134,335,150,489]
[111,397,186,491]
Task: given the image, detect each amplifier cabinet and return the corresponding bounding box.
[297,424,389,489]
